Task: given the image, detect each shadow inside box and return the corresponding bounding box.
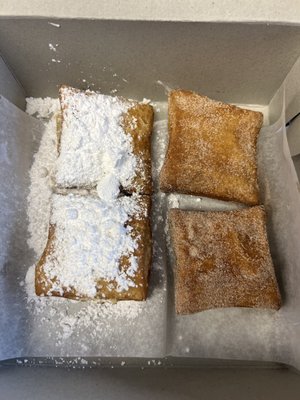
[146,264,165,299]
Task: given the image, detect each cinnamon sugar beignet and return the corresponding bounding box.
[160,90,263,205]
[169,206,281,314]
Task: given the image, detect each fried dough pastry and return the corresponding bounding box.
[56,85,153,194]
[160,90,263,205]
[35,193,152,301]
[169,206,281,314]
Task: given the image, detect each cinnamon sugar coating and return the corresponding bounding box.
[169,206,281,314]
[160,90,263,205]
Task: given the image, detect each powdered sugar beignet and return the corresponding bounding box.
[55,86,153,196]
[35,193,151,300]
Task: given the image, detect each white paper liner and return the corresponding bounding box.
[1,93,300,369]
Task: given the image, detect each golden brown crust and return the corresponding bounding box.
[160,90,263,205]
[35,195,152,301]
[35,224,57,297]
[122,103,154,195]
[57,85,153,194]
[169,206,281,314]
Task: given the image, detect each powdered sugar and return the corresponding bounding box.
[48,22,61,28]
[25,265,143,346]
[152,120,168,184]
[168,194,180,209]
[43,193,141,296]
[26,97,60,119]
[96,174,119,201]
[48,43,58,52]
[27,117,58,256]
[55,87,137,197]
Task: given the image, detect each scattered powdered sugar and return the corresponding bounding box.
[27,117,58,256]
[48,22,61,28]
[25,265,36,301]
[55,87,137,198]
[26,97,60,119]
[129,115,138,130]
[168,194,180,209]
[48,43,57,52]
[96,174,119,201]
[44,193,141,296]
[151,120,168,184]
[25,265,143,347]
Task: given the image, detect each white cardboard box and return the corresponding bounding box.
[1,5,300,398]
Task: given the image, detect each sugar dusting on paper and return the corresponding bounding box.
[26,97,60,119]
[26,116,58,256]
[48,22,61,28]
[25,264,142,345]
